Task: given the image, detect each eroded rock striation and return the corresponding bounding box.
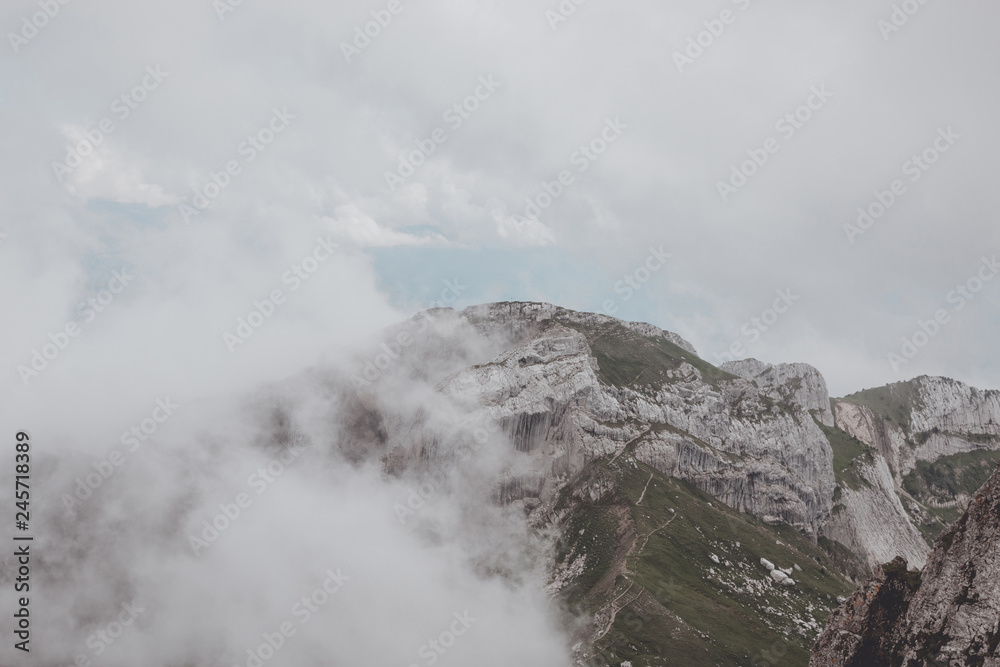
[435,302,837,537]
[812,461,1000,666]
[338,301,1000,664]
[825,377,1000,569]
[819,449,930,570]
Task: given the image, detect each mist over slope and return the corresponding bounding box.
[0,306,577,666]
[3,301,999,666]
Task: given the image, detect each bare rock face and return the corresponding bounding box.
[834,400,914,486]
[812,462,1000,667]
[433,303,837,538]
[819,449,930,569]
[910,376,1000,437]
[835,377,1000,485]
[721,358,835,427]
[827,377,1000,569]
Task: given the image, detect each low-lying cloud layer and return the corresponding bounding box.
[1,0,998,663]
[2,318,575,665]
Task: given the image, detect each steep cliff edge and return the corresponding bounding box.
[817,435,930,570]
[812,461,1000,666]
[721,358,835,427]
[335,301,1000,664]
[437,302,838,538]
[835,378,1000,544]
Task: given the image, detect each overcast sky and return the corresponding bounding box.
[2,1,999,664]
[3,0,999,409]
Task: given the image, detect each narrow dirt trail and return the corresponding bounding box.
[609,426,652,465]
[636,472,654,506]
[634,513,675,558]
[592,511,678,643]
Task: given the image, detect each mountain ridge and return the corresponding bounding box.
[341,300,1000,664]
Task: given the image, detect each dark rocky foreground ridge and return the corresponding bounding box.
[339,301,1000,665]
[811,460,1000,666]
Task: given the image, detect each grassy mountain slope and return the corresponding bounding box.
[816,419,874,493]
[903,449,1000,526]
[554,317,737,389]
[839,381,922,432]
[551,459,860,666]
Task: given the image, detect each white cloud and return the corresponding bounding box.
[324,205,447,247]
[1,0,999,661]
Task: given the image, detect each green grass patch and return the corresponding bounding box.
[563,463,856,667]
[930,504,964,525]
[817,536,870,583]
[898,449,1000,537]
[816,420,874,491]
[913,518,948,545]
[962,432,998,444]
[552,504,625,608]
[840,381,921,432]
[902,449,1000,506]
[556,318,736,390]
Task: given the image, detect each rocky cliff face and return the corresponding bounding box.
[834,399,914,487]
[829,377,1000,562]
[812,461,1000,666]
[835,377,1000,488]
[722,358,835,427]
[810,557,922,667]
[364,303,1000,561]
[818,446,930,570]
[911,376,1000,436]
[337,301,1000,665]
[433,302,837,538]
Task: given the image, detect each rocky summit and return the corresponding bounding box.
[341,301,1000,665]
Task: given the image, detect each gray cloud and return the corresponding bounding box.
[1,0,998,662]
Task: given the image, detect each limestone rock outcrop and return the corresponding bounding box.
[812,461,1000,666]
[432,303,837,538]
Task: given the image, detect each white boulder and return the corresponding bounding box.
[770,569,795,586]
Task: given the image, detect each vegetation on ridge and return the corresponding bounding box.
[552,459,858,667]
[840,381,922,431]
[816,419,875,492]
[555,318,736,390]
